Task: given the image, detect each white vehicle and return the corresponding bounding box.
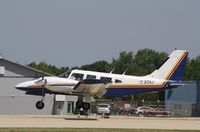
[16,50,188,111]
[135,106,154,116]
[96,104,111,115]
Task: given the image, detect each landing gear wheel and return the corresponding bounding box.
[36,101,45,110]
[82,102,90,111]
[76,100,83,109]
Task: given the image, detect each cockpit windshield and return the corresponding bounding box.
[59,71,71,78]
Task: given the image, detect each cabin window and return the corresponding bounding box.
[70,73,84,81]
[115,79,122,83]
[86,74,96,80]
[100,77,112,82]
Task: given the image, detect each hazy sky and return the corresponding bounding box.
[0,0,200,67]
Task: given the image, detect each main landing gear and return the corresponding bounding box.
[76,95,91,113]
[76,100,90,111]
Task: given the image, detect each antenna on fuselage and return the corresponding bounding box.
[110,67,115,74]
[122,68,128,75]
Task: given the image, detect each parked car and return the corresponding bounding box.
[143,107,170,116]
[135,106,170,117]
[96,103,111,116]
[135,106,154,116]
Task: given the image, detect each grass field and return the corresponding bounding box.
[0,128,200,132]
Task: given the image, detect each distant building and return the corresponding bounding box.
[0,57,77,115]
[165,81,200,116]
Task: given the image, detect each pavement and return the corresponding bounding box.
[0,115,200,130]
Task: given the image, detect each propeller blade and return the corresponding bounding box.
[44,79,47,86]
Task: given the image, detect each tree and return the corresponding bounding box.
[184,56,200,80]
[129,49,168,76]
[28,62,69,76]
[81,60,111,73]
[112,51,134,74]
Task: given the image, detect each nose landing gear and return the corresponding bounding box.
[36,87,45,110]
[36,100,45,110]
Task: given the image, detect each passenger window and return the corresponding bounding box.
[100,77,112,82]
[70,73,84,81]
[115,79,122,83]
[86,74,96,80]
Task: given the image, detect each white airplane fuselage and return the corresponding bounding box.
[16,50,188,98]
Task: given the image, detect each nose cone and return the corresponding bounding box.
[15,81,33,90]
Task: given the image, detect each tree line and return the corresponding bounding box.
[27,49,200,101]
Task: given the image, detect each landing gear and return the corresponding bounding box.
[76,100,83,109]
[76,100,90,111]
[82,102,90,111]
[36,101,44,110]
[75,96,91,116]
[36,87,45,110]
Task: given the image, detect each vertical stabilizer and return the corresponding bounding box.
[149,50,188,81]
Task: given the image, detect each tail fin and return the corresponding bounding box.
[149,50,188,81]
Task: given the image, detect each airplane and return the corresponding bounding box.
[15,49,188,110]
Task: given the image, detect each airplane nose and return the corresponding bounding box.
[15,81,31,89]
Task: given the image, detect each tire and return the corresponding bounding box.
[36,101,44,110]
[76,100,83,109]
[82,102,90,111]
[138,112,144,117]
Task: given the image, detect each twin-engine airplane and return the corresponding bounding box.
[16,49,188,110]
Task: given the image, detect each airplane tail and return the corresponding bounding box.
[149,49,189,81]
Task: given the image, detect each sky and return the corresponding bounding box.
[0,0,200,67]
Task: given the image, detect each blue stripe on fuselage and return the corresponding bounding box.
[168,52,188,81]
[49,84,76,86]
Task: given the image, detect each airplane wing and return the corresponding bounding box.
[73,79,112,98]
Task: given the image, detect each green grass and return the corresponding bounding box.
[0,128,200,132]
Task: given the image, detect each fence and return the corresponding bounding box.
[91,100,199,117]
[0,96,199,117]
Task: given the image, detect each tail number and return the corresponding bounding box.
[140,80,154,84]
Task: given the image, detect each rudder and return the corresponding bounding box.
[149,50,188,81]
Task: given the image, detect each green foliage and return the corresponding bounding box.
[133,93,160,101]
[81,60,111,72]
[112,51,134,74]
[128,49,167,76]
[28,62,69,76]
[183,56,200,80]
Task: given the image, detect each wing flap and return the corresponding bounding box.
[74,79,112,98]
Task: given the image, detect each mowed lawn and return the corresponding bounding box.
[0,128,200,132]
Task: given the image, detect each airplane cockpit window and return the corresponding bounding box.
[115,79,122,83]
[86,75,96,80]
[65,71,71,78]
[61,71,71,78]
[70,73,84,81]
[100,77,112,82]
